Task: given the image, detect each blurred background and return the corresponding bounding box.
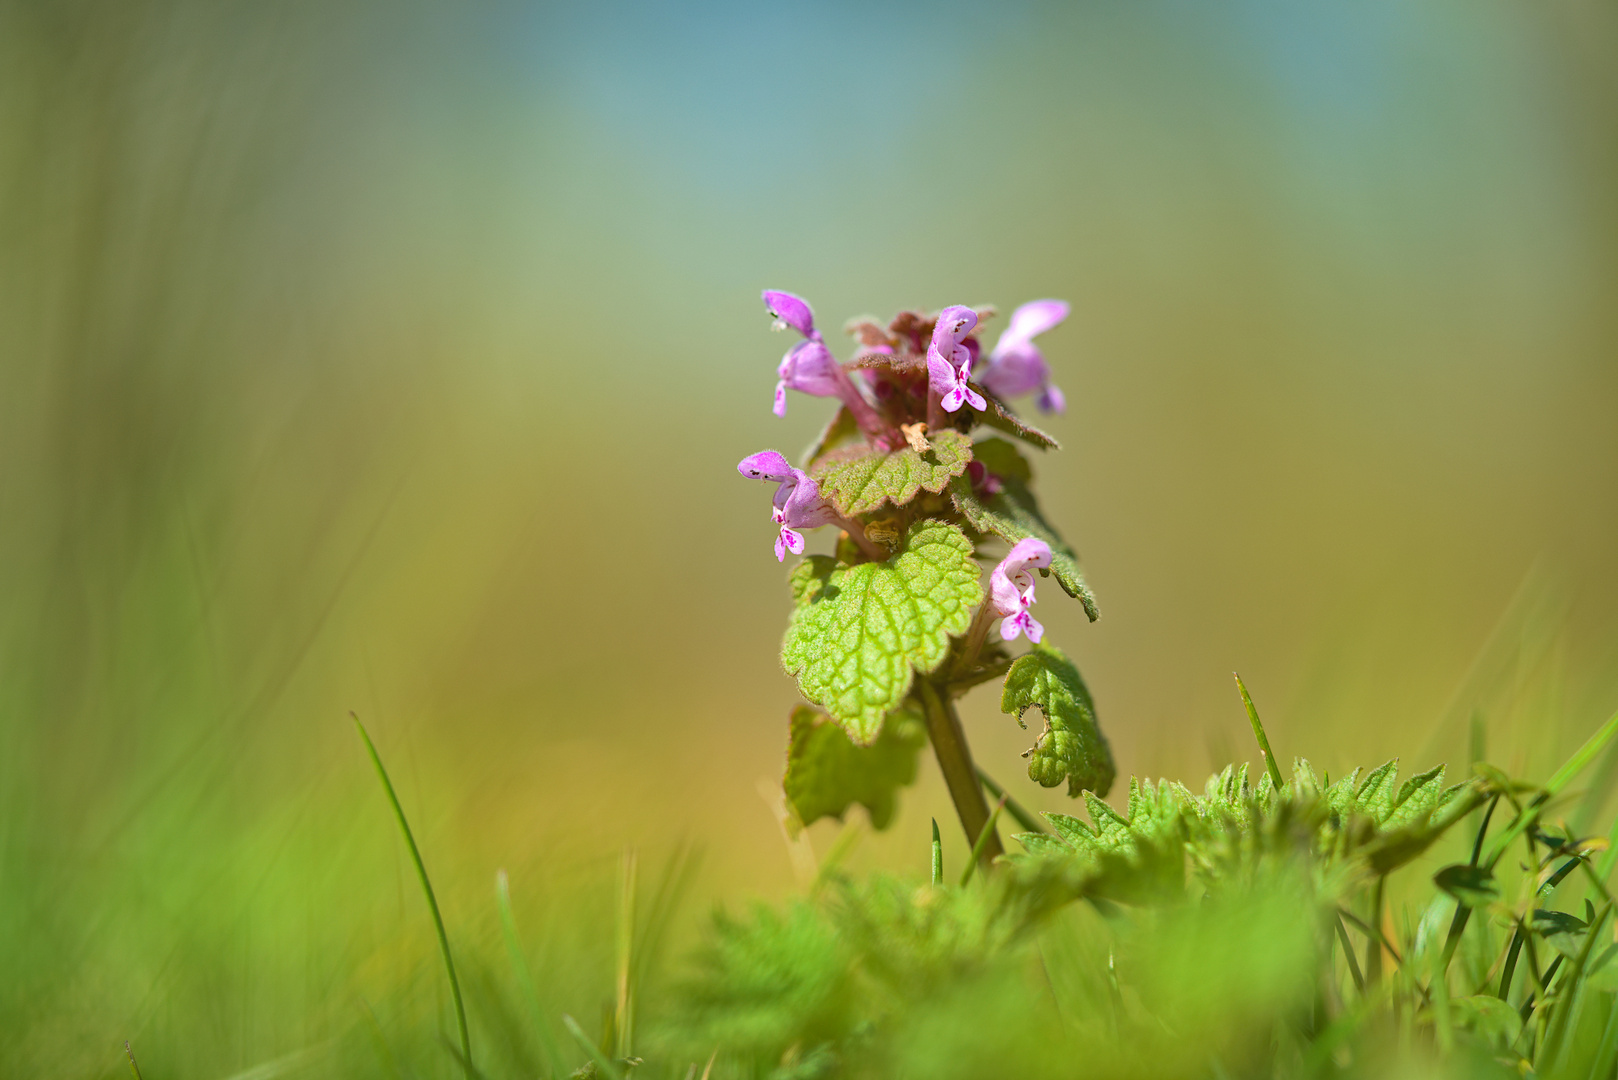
[2,0,1616,1074]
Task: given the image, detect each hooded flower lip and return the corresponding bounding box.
[982,299,1069,414]
[991,538,1053,643]
[738,450,842,561]
[929,305,979,371]
[762,290,820,341]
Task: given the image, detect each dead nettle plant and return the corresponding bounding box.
[736,291,1112,865]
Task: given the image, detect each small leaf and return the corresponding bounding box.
[1353,760,1400,821]
[1001,644,1115,797]
[782,521,982,742]
[1451,994,1523,1051]
[1434,864,1501,907]
[782,705,925,831]
[978,397,1060,450]
[951,440,1098,620]
[1530,908,1589,959]
[1385,765,1446,828]
[810,430,973,516]
[1014,832,1068,857]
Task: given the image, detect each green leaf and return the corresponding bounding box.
[782,521,982,742]
[1451,994,1523,1051]
[1384,765,1446,828]
[1433,864,1500,907]
[809,430,973,517]
[1000,644,1115,797]
[1530,908,1589,959]
[1353,760,1400,822]
[978,397,1060,450]
[950,439,1098,621]
[783,705,925,831]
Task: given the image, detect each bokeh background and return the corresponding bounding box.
[2,0,1616,1074]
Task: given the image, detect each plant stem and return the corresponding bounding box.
[951,599,997,678]
[976,767,1047,834]
[917,678,1002,866]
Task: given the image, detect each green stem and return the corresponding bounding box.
[124,1041,143,1080]
[354,716,473,1080]
[960,795,1008,886]
[976,767,1048,834]
[930,819,943,886]
[917,678,1002,866]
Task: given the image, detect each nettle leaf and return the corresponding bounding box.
[810,430,972,517]
[978,397,1060,451]
[1001,644,1115,797]
[951,439,1098,621]
[782,521,981,743]
[783,705,925,831]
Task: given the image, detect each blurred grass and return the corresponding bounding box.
[1,0,1616,1074]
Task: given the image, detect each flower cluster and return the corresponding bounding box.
[739,289,1074,563]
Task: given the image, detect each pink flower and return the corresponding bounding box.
[991,538,1053,642]
[738,450,842,561]
[760,289,885,431]
[773,339,844,417]
[981,299,1068,414]
[762,290,820,340]
[928,349,986,414]
[929,305,978,371]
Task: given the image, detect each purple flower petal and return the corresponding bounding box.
[776,340,843,399]
[1000,300,1068,348]
[930,305,979,363]
[738,450,794,482]
[990,539,1053,617]
[762,290,817,339]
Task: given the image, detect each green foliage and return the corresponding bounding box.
[1012,757,1484,905]
[977,398,1060,451]
[781,521,981,743]
[654,745,1618,1080]
[951,439,1099,620]
[782,705,925,830]
[809,430,973,517]
[1000,644,1115,797]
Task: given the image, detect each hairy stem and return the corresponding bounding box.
[951,598,998,678]
[838,517,887,562]
[917,678,1002,866]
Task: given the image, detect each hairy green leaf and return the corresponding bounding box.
[783,705,925,831]
[978,397,1060,450]
[1000,644,1115,797]
[810,430,972,517]
[782,521,982,742]
[951,439,1098,621]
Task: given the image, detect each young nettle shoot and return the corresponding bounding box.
[737,289,1112,867]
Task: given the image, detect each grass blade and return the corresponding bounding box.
[495,870,565,1076]
[1235,674,1286,792]
[960,795,1008,886]
[353,715,472,1080]
[931,819,942,886]
[562,1014,624,1080]
[615,849,637,1061]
